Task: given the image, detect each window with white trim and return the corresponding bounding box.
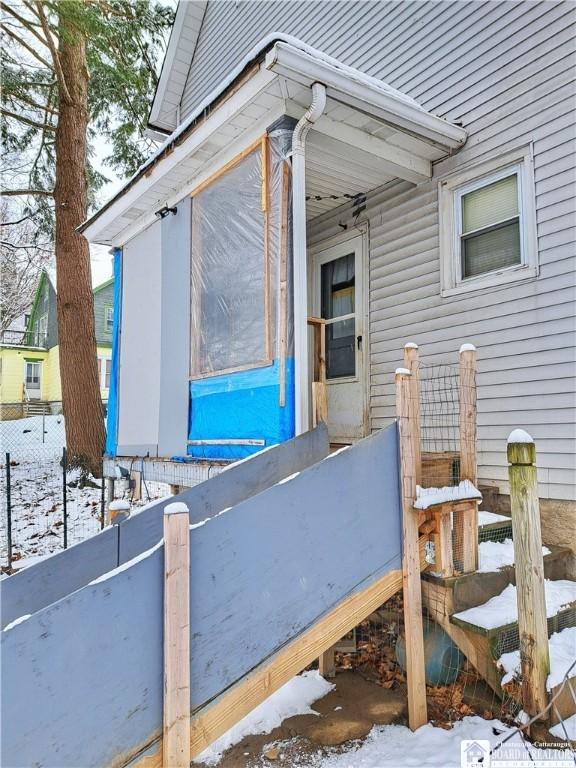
[439,149,537,296]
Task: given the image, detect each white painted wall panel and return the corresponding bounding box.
[117,222,162,453]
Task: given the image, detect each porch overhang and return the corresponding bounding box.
[81,35,467,246]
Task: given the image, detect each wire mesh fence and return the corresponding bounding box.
[0,411,105,572]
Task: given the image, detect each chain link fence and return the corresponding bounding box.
[1,409,105,573]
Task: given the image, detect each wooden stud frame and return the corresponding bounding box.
[189,136,274,380]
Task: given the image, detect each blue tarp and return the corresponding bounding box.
[188,358,295,460]
[105,249,121,457]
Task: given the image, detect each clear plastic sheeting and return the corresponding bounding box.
[188,127,295,460]
[191,148,268,376]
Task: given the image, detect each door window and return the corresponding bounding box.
[320,252,355,379]
[25,362,41,387]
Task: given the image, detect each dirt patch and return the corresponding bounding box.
[194,671,407,768]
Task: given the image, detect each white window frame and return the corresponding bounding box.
[439,147,538,297]
[98,355,111,390]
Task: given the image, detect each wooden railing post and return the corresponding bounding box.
[396,367,428,730]
[403,343,422,487]
[507,431,550,719]
[163,502,191,768]
[308,317,328,426]
[457,343,478,572]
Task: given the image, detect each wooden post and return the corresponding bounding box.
[396,368,428,730]
[163,502,191,768]
[457,344,478,572]
[403,343,422,487]
[431,504,454,577]
[319,645,336,679]
[308,317,328,426]
[507,431,550,719]
[130,470,142,502]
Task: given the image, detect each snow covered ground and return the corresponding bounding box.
[194,671,575,767]
[478,538,550,573]
[0,415,170,566]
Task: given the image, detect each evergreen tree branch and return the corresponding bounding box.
[1,107,56,132]
[0,23,53,70]
[5,90,58,115]
[34,1,72,104]
[1,2,49,49]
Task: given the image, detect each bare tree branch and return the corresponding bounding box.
[5,90,58,115]
[1,188,54,197]
[0,210,38,227]
[1,2,49,49]
[34,1,72,104]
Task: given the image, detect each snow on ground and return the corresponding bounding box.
[195,672,574,766]
[478,538,550,573]
[498,626,576,690]
[0,415,170,564]
[194,671,334,765]
[453,580,576,630]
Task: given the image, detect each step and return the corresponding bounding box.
[422,544,573,613]
[477,509,512,544]
[451,579,576,658]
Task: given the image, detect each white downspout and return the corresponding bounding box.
[292,82,327,435]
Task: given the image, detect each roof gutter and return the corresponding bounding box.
[265,41,467,151]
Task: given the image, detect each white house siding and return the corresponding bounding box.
[179,1,575,500]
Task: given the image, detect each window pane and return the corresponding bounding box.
[321,253,355,320]
[191,150,266,375]
[462,174,518,233]
[462,220,521,278]
[326,319,355,379]
[105,359,111,389]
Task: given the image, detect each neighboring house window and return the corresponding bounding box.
[98,357,112,390]
[439,148,537,296]
[190,143,270,377]
[104,306,114,332]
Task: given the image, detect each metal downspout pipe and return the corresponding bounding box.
[292,82,327,435]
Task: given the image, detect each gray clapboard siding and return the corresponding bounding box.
[1,424,401,768]
[0,425,329,629]
[178,1,575,501]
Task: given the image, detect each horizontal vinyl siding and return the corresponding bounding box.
[182,1,575,500]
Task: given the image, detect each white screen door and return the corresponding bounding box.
[25,361,42,398]
[311,233,367,442]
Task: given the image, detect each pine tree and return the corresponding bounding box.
[1,0,173,475]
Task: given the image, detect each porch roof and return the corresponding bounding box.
[81,35,467,246]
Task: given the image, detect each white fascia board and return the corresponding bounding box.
[83,66,278,245]
[149,1,207,132]
[265,41,467,151]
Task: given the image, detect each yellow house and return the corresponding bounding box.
[0,272,114,417]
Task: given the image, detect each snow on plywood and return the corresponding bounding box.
[454,580,576,631]
[477,510,510,527]
[498,627,576,691]
[478,539,550,574]
[550,713,576,741]
[414,480,481,510]
[193,671,334,765]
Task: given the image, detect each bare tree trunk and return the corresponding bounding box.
[54,10,105,476]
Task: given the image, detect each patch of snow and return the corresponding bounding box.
[324,446,349,460]
[109,500,130,511]
[516,709,530,726]
[459,343,476,353]
[2,614,31,632]
[507,429,534,444]
[404,342,418,349]
[478,539,550,574]
[277,472,300,485]
[499,627,576,690]
[89,539,163,585]
[190,517,210,531]
[550,713,576,741]
[193,670,334,765]
[395,367,410,375]
[307,716,558,768]
[477,510,510,527]
[454,580,576,630]
[164,501,189,515]
[414,480,481,510]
